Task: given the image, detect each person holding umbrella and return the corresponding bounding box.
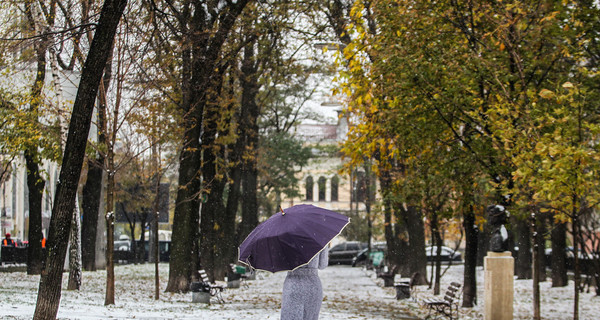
[238,204,349,320]
[280,244,329,320]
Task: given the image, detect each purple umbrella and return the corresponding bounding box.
[238,204,350,273]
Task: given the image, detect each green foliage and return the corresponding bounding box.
[257,130,312,201]
[336,0,600,229]
[0,88,62,164]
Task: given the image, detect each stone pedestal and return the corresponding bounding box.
[484,251,514,320]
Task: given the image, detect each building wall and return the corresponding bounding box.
[0,156,60,242]
[0,67,80,243]
[280,156,368,213]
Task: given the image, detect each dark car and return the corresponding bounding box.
[544,247,596,271]
[329,241,368,265]
[352,242,387,267]
[425,246,462,263]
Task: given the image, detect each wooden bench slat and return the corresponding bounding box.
[423,282,461,320]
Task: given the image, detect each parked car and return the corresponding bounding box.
[544,247,597,271]
[425,246,462,263]
[328,241,368,265]
[352,242,387,267]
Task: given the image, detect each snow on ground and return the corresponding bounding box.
[0,262,598,319]
[0,263,417,320]
[376,264,599,320]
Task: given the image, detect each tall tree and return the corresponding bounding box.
[33,0,126,318]
[21,0,55,276]
[161,0,251,292]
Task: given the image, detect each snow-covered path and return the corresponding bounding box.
[0,263,418,319]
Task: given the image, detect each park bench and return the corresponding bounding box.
[228,264,249,288]
[394,272,421,300]
[377,265,398,287]
[423,281,461,320]
[194,269,225,303]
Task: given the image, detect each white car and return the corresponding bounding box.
[425,246,462,262]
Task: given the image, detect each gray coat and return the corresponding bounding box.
[280,246,329,320]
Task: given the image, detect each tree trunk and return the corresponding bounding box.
[33,1,126,318]
[224,77,243,264]
[152,176,160,299]
[200,77,229,280]
[81,60,111,272]
[462,204,478,307]
[67,195,82,290]
[166,119,201,292]
[81,158,103,271]
[105,163,115,305]
[25,12,49,275]
[515,217,532,279]
[531,212,540,320]
[166,0,250,292]
[476,222,488,267]
[551,220,568,287]
[431,215,442,295]
[572,200,580,320]
[406,205,428,285]
[379,169,408,274]
[26,152,45,275]
[535,212,547,282]
[237,38,260,244]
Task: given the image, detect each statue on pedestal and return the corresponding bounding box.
[487,204,509,252]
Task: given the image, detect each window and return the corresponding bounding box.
[352,171,367,203]
[346,242,359,251]
[331,176,339,202]
[305,176,313,201]
[318,176,326,201]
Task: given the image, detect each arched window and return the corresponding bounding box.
[305,176,314,201]
[353,171,367,203]
[318,176,326,201]
[331,176,339,202]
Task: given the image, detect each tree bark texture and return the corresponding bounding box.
[535,212,547,282]
[406,205,428,285]
[476,223,488,267]
[167,118,201,292]
[550,220,568,287]
[462,204,478,307]
[67,196,82,290]
[515,217,532,279]
[430,215,442,295]
[238,37,260,245]
[221,77,243,267]
[25,152,45,275]
[200,81,228,280]
[104,161,115,305]
[81,159,103,271]
[224,74,244,262]
[81,62,110,271]
[378,168,409,275]
[25,9,49,275]
[33,0,127,318]
[167,0,250,292]
[531,213,541,320]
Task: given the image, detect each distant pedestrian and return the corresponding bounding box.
[2,233,16,247]
[281,246,329,320]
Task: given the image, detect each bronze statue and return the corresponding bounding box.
[487,205,509,252]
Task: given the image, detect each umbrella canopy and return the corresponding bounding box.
[238,204,350,273]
